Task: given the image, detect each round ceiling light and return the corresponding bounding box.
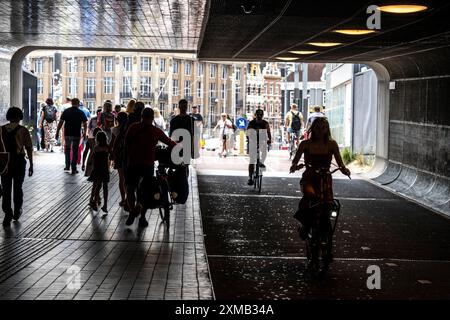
[333,29,376,35]
[308,42,342,47]
[378,5,428,13]
[289,50,318,55]
[275,57,298,61]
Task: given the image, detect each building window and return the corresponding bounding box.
[140,57,151,72]
[122,76,132,93]
[37,78,43,94]
[86,101,95,112]
[159,78,166,93]
[104,57,113,72]
[172,79,179,96]
[197,81,202,98]
[67,58,77,73]
[160,102,166,116]
[140,77,151,96]
[235,67,241,80]
[34,59,43,74]
[209,64,216,78]
[86,58,95,73]
[270,84,274,95]
[159,58,166,73]
[184,80,191,97]
[185,62,191,76]
[221,83,226,99]
[221,65,227,79]
[86,78,95,94]
[209,82,216,99]
[104,77,113,94]
[173,59,179,74]
[123,57,132,72]
[197,63,203,76]
[68,77,77,96]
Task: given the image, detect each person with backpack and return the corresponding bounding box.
[111,112,128,210]
[305,106,326,133]
[1,107,33,227]
[98,100,116,143]
[38,97,58,152]
[284,103,304,150]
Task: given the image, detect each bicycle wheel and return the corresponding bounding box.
[289,141,294,159]
[258,171,262,193]
[163,205,170,229]
[305,229,320,275]
[159,207,164,221]
[253,165,259,190]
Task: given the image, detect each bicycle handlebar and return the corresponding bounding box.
[290,163,351,179]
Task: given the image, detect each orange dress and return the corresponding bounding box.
[300,149,334,204]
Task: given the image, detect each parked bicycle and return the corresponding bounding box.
[291,163,350,277]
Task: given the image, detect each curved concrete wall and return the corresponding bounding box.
[371,47,450,217]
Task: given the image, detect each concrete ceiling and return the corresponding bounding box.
[199,0,450,62]
[0,0,207,54]
[0,0,449,64]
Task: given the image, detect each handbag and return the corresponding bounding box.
[0,152,10,175]
[40,128,46,149]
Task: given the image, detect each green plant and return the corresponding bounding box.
[341,147,356,165]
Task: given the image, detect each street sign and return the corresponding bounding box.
[236,117,248,129]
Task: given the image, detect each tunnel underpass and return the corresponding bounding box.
[0,0,449,304]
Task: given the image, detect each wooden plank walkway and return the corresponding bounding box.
[0,150,213,300]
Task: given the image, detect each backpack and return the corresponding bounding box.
[44,105,57,123]
[100,112,115,129]
[168,166,189,204]
[291,111,302,131]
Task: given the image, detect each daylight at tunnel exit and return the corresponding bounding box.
[0,0,449,316]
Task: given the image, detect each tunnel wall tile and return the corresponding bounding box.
[373,48,450,216]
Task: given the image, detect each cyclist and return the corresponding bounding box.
[247,109,271,185]
[289,117,350,240]
[305,106,325,133]
[284,103,303,149]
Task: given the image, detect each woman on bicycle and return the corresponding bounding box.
[289,117,350,238]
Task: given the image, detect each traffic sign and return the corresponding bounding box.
[236,117,248,129]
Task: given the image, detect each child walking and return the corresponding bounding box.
[89,131,110,212]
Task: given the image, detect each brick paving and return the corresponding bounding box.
[0,151,213,300]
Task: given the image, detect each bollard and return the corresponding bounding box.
[239,130,245,155]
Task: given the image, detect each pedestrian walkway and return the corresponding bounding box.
[0,151,213,300]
